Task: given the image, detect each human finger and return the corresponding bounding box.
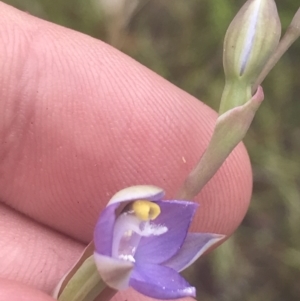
[0,278,56,301]
[0,2,251,243]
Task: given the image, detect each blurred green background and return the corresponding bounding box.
[3,0,300,300]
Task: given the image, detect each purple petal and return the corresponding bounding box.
[94,203,119,256]
[134,201,198,264]
[164,233,225,272]
[130,263,196,299]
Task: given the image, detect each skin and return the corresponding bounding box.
[0,2,252,301]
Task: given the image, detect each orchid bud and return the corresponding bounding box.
[224,0,281,81]
[219,0,281,113]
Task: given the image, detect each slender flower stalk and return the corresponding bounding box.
[56,255,113,301]
[53,243,117,301]
[177,86,264,200]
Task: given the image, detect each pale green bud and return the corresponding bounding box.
[220,0,281,113]
[223,0,281,81]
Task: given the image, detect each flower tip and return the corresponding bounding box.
[182,286,196,298]
[108,185,165,206]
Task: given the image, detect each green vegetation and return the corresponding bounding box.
[4,0,300,300]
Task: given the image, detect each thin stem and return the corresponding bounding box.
[253,8,300,93]
[57,255,116,301]
[176,87,264,200]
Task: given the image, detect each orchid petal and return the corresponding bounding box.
[130,263,196,300]
[112,214,142,262]
[135,201,198,264]
[93,252,134,290]
[108,185,165,206]
[164,233,225,272]
[94,203,119,256]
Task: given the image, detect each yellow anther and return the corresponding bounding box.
[131,200,161,221]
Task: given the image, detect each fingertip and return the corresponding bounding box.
[0,2,252,241]
[0,278,55,301]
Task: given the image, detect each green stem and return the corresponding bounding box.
[176,87,264,200]
[219,80,251,114]
[57,256,116,301]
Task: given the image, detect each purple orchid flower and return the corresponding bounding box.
[93,185,224,300]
